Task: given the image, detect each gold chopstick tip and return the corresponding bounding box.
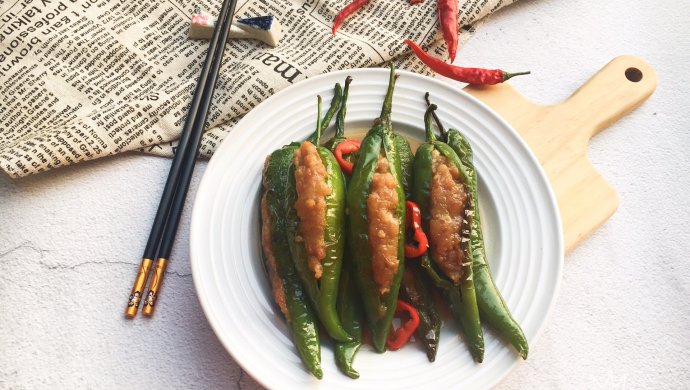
[125,258,154,318]
[142,258,168,317]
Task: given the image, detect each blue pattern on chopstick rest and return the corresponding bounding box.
[237,16,274,31]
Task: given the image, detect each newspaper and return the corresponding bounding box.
[0,0,515,178]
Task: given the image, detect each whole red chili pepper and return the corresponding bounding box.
[386,299,421,350]
[409,0,424,4]
[332,0,371,35]
[437,0,458,62]
[405,200,428,258]
[404,40,531,85]
[334,139,361,175]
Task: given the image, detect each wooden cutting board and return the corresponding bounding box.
[463,56,657,252]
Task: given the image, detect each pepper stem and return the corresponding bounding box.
[502,71,531,81]
[314,95,323,145]
[321,83,343,133]
[425,92,446,141]
[335,76,352,138]
[424,104,438,143]
[307,84,341,144]
[380,65,397,126]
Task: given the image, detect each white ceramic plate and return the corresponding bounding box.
[190,69,563,389]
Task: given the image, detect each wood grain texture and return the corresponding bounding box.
[464,56,657,252]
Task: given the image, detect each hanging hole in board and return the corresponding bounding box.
[625,67,643,82]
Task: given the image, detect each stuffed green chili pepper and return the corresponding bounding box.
[285,96,352,343]
[258,86,345,378]
[446,128,529,359]
[425,92,529,359]
[412,104,485,362]
[347,65,406,353]
[261,144,323,379]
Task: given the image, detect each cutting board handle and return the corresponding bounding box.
[465,55,657,251]
[558,55,657,142]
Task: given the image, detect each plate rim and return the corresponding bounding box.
[190,67,564,389]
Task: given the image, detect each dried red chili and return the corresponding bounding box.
[437,0,458,62]
[409,0,424,4]
[332,0,371,35]
[405,200,428,258]
[386,299,421,350]
[404,40,531,85]
[334,139,361,175]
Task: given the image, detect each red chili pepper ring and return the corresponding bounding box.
[404,200,428,258]
[386,299,420,350]
[334,139,361,175]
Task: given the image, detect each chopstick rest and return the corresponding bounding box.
[189,10,282,48]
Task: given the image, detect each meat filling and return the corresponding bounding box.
[293,142,331,280]
[429,149,468,284]
[367,155,400,295]
[261,158,288,318]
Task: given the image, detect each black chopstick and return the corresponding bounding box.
[125,0,238,318]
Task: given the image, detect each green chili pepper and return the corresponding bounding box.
[347,66,406,352]
[399,262,441,361]
[446,128,529,359]
[286,96,352,343]
[325,77,364,378]
[412,104,484,362]
[335,258,363,378]
[261,147,323,379]
[394,134,414,200]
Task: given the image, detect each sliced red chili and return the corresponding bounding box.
[332,0,370,35]
[405,200,428,258]
[404,40,531,85]
[386,299,420,350]
[406,227,428,258]
[334,139,361,175]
